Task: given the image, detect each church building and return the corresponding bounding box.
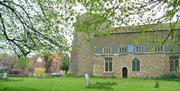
[70,23,180,78]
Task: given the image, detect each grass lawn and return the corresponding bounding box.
[0,77,179,91]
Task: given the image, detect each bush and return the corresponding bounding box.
[16,57,30,73]
[159,73,178,79]
[60,54,69,73]
[158,72,180,82]
[34,68,45,77]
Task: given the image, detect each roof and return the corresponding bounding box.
[110,22,180,33]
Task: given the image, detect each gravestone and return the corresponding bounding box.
[1,73,7,79]
[84,74,91,87]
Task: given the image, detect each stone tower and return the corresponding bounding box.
[69,15,95,76]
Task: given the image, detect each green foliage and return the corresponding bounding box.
[0,0,72,56]
[16,57,30,71]
[41,53,52,73]
[61,54,69,72]
[158,73,180,82]
[44,57,51,73]
[0,0,180,56]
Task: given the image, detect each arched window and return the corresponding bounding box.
[170,56,179,72]
[105,61,109,71]
[132,58,140,71]
[175,60,179,69]
[109,61,112,71]
[104,58,112,72]
[170,60,174,71]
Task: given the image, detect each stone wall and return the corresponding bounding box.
[93,53,180,78]
[92,30,180,77]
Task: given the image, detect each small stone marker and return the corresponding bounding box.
[84,74,91,87]
[0,72,8,79]
[2,73,7,79]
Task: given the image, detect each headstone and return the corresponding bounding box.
[84,74,91,87]
[60,70,65,76]
[0,72,8,79]
[2,73,7,79]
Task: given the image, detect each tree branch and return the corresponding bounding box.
[161,17,179,45]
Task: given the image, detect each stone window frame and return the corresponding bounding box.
[96,44,177,55]
[154,45,164,52]
[104,57,113,72]
[132,58,140,71]
[118,46,127,54]
[103,47,112,54]
[134,45,144,53]
[170,56,179,72]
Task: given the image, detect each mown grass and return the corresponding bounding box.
[0,77,179,91]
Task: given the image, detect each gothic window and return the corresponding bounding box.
[127,44,134,53]
[132,58,140,71]
[119,46,127,54]
[170,56,179,72]
[112,46,119,54]
[104,58,112,72]
[135,45,144,53]
[105,61,109,71]
[155,45,164,52]
[103,48,112,54]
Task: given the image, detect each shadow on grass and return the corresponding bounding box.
[87,81,118,90]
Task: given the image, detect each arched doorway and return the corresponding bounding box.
[122,67,128,78]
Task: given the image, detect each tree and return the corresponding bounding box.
[16,56,30,73]
[43,54,52,73]
[74,0,180,44]
[0,0,74,57]
[0,54,17,73]
[0,0,179,57]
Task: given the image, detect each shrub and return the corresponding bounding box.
[34,68,45,77]
[158,72,180,82]
[60,54,69,73]
[16,57,30,73]
[159,73,178,79]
